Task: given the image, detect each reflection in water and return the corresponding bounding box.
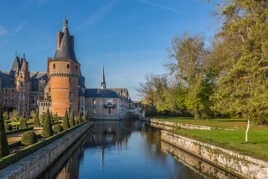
[41,120,236,179]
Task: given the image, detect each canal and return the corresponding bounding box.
[39,120,236,179]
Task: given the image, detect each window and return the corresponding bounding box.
[75,65,78,71]
[108,108,112,115]
[53,64,56,69]
[67,64,70,69]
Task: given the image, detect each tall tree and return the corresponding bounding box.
[0,107,9,157]
[69,112,75,128]
[63,111,70,130]
[211,0,268,142]
[169,34,213,119]
[42,111,53,137]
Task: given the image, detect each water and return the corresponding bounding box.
[40,120,235,179]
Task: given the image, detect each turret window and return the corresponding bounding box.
[53,64,56,69]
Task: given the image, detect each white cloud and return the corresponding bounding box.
[0,26,8,35]
[77,0,118,30]
[137,0,179,14]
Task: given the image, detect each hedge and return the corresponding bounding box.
[0,122,88,170]
[6,127,34,135]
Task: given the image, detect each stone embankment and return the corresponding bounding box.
[0,123,90,179]
[161,130,268,179]
[150,118,214,130]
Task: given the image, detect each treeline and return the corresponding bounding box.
[138,0,268,123]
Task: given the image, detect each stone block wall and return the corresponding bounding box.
[161,130,268,179]
[0,123,89,179]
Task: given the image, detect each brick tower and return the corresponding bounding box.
[48,18,80,117]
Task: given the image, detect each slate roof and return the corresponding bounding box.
[0,71,16,88]
[54,18,77,62]
[29,72,48,91]
[84,88,120,98]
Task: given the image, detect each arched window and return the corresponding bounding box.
[53,64,56,69]
[67,64,70,69]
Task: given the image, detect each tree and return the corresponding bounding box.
[63,111,70,130]
[31,111,40,127]
[211,0,268,142]
[19,116,28,129]
[10,110,19,122]
[0,107,9,157]
[168,34,214,119]
[83,112,88,122]
[69,112,75,128]
[3,112,10,132]
[42,111,53,137]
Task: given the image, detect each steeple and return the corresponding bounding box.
[101,65,106,89]
[54,17,77,62]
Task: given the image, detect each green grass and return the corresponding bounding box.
[173,128,268,161]
[153,117,268,129]
[0,122,88,170]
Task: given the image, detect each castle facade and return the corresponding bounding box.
[0,18,132,119]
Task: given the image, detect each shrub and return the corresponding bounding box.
[21,131,37,145]
[19,117,28,129]
[0,107,9,157]
[53,124,63,134]
[42,112,53,138]
[69,112,75,128]
[63,112,70,130]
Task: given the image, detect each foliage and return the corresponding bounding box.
[0,107,9,157]
[42,112,53,138]
[53,124,63,134]
[69,112,75,128]
[83,112,88,122]
[21,131,37,145]
[63,112,70,130]
[0,122,87,169]
[19,116,28,129]
[31,111,40,127]
[10,110,19,122]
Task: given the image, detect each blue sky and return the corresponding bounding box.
[0,0,220,100]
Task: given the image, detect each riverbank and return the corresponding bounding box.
[0,123,90,179]
[146,117,268,178]
[161,130,268,179]
[149,117,268,161]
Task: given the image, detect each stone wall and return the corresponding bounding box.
[0,123,90,179]
[161,130,268,179]
[151,119,215,130]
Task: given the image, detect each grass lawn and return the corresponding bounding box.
[154,117,268,160]
[173,128,268,161]
[154,117,268,130]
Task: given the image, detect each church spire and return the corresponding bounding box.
[101,65,106,89]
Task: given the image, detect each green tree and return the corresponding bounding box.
[42,111,53,137]
[10,110,19,122]
[0,107,9,157]
[83,112,88,122]
[19,116,28,129]
[169,34,213,119]
[3,112,9,132]
[211,0,268,142]
[31,111,40,127]
[63,111,70,130]
[69,112,75,128]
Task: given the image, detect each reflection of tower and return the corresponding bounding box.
[101,65,106,89]
[100,146,104,170]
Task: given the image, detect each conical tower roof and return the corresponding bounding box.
[54,18,77,62]
[101,65,106,89]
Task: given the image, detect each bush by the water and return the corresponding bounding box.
[21,131,37,145]
[53,124,63,134]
